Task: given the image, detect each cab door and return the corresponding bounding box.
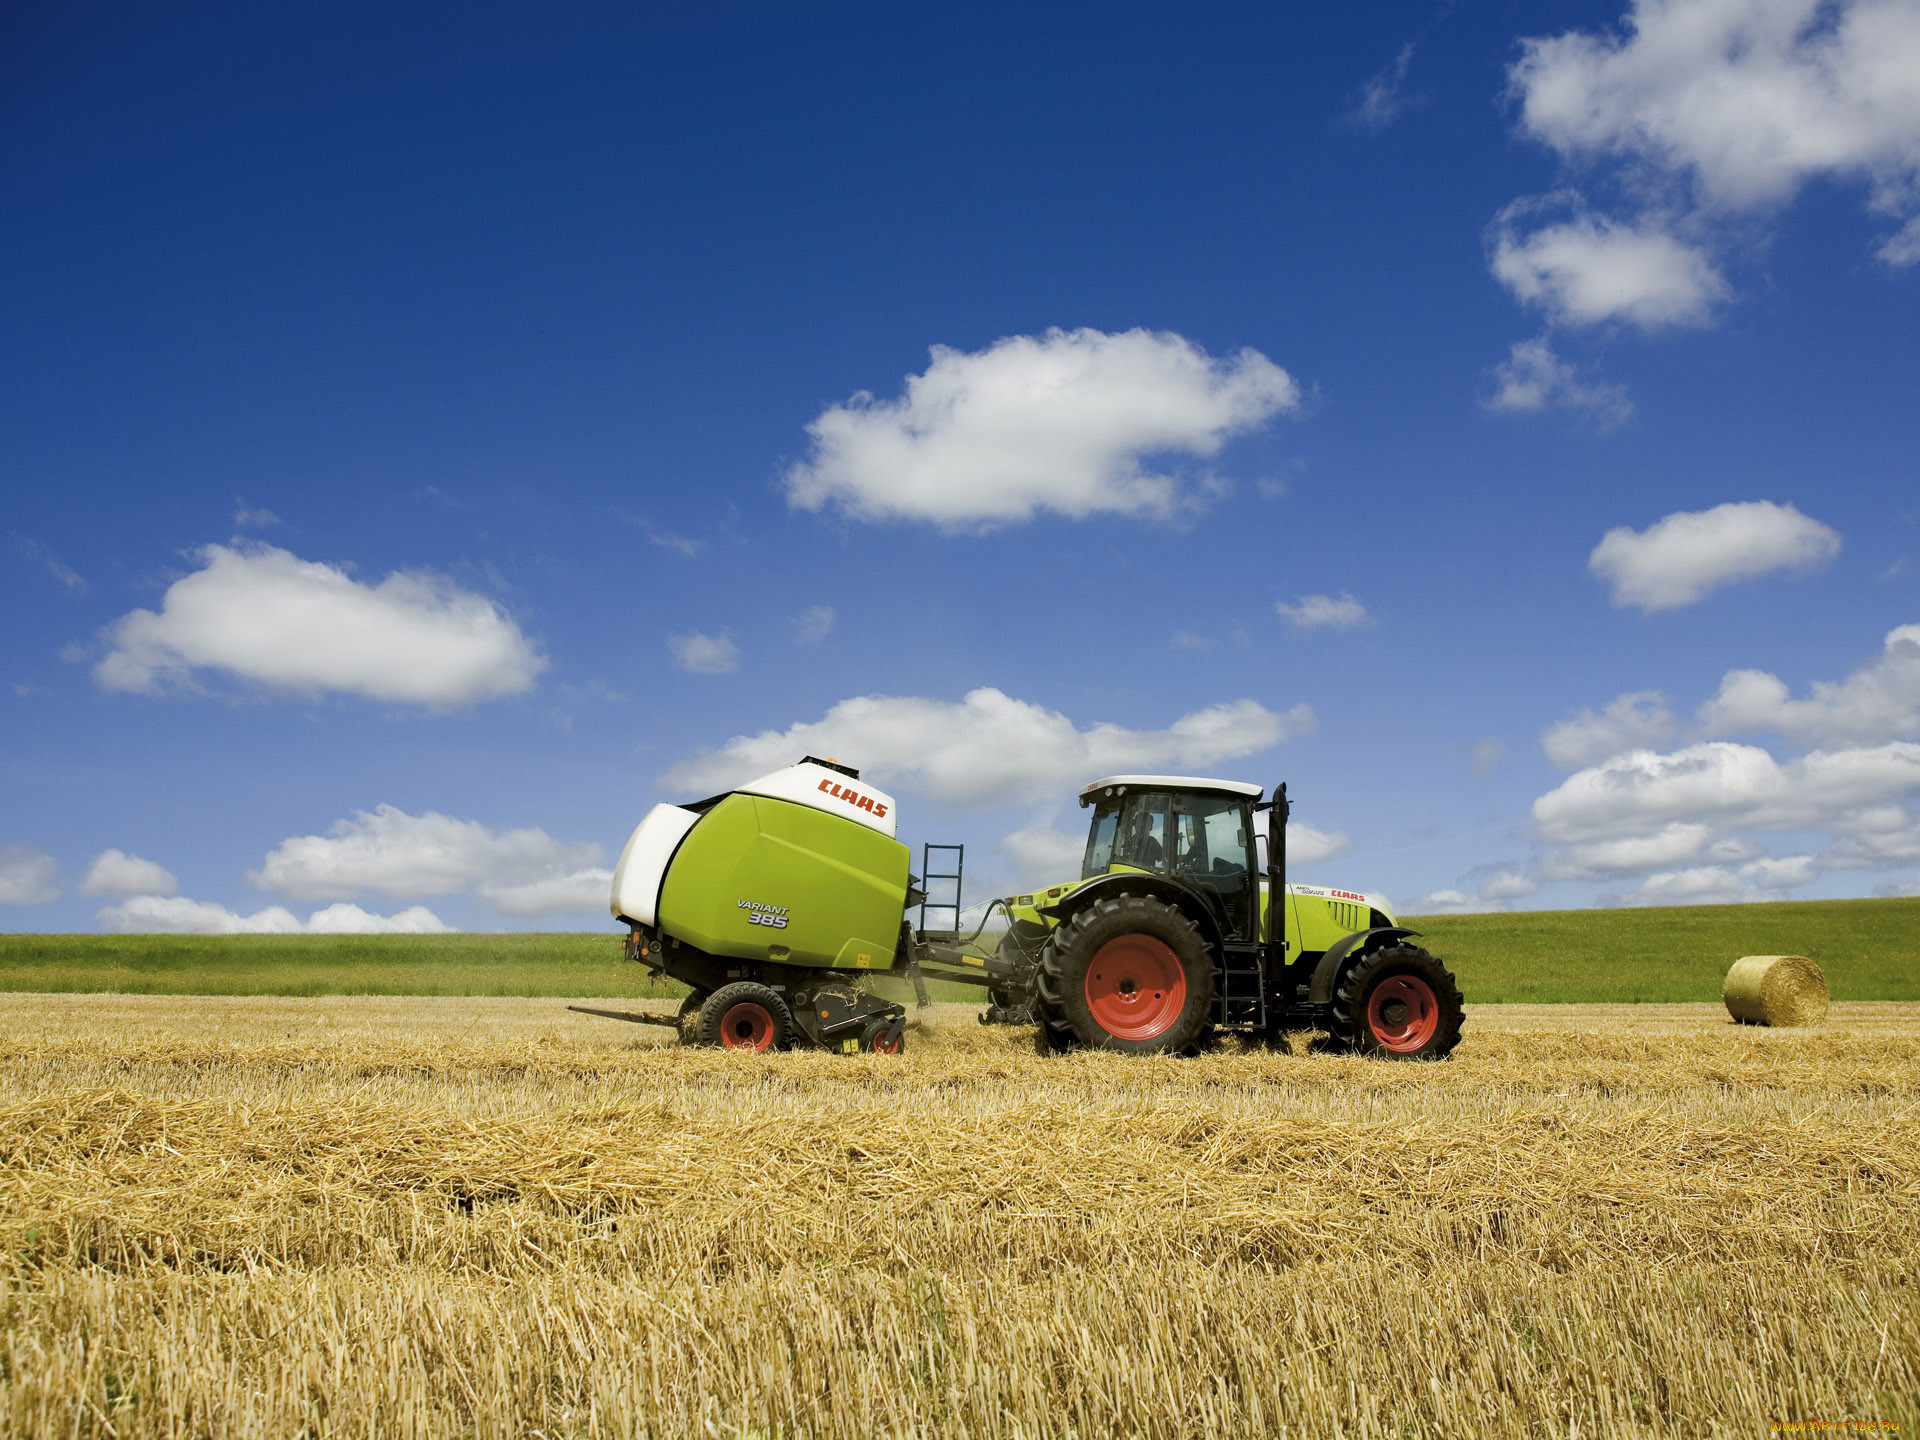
[1171,795,1257,940]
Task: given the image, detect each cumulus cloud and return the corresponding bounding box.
[783,328,1299,530]
[96,895,452,935]
[1524,616,1920,903]
[1698,623,1920,746]
[1285,822,1353,867]
[662,688,1312,807]
[0,843,61,905]
[250,805,608,916]
[94,543,544,706]
[1489,0,1920,360]
[1512,0,1920,247]
[668,631,739,675]
[1542,691,1676,768]
[1275,593,1370,630]
[1000,825,1088,886]
[79,849,180,898]
[1491,206,1728,329]
[1484,337,1634,424]
[793,606,834,644]
[1589,501,1840,611]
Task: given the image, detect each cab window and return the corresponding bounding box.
[1082,804,1119,879]
[1110,793,1171,871]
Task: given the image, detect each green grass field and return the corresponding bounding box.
[2,894,1917,1001]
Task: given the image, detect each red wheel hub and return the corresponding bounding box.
[720,1001,776,1052]
[1084,935,1187,1041]
[870,1027,902,1054]
[1366,974,1439,1052]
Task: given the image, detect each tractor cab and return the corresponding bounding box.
[1078,775,1264,941]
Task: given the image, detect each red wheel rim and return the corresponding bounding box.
[1366,974,1439,1052]
[870,1028,901,1054]
[720,1001,776,1052]
[1084,935,1188,1041]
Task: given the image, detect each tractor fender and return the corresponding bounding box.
[1038,873,1226,952]
[1307,927,1419,1004]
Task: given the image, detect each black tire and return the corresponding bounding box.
[674,990,708,1046]
[1036,894,1216,1054]
[857,1016,905,1054]
[1331,944,1464,1060]
[696,982,792,1053]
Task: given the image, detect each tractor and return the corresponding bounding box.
[983,774,1464,1058]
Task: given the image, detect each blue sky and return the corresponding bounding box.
[5,0,1919,933]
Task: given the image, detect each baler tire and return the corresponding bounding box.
[858,1017,905,1054]
[1332,944,1463,1060]
[697,982,792,1053]
[675,990,708,1046]
[1036,894,1215,1055]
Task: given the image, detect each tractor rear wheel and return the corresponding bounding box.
[1331,944,1463,1060]
[1037,894,1215,1054]
[697,982,792,1053]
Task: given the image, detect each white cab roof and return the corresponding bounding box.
[1079,775,1264,800]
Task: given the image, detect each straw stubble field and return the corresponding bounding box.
[2,994,1916,1438]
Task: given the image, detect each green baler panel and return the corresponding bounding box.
[658,793,909,971]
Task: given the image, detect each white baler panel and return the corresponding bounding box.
[736,762,897,838]
[609,803,702,924]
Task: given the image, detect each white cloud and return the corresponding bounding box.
[1275,593,1370,630]
[1000,825,1088,886]
[782,328,1299,530]
[1286,822,1353,867]
[15,536,86,593]
[1484,337,1633,424]
[1511,0,1920,250]
[1469,739,1507,777]
[250,805,607,915]
[1525,617,1920,898]
[1698,623,1920,745]
[1589,500,1840,611]
[1611,865,1757,907]
[476,869,614,917]
[94,543,544,706]
[232,501,283,529]
[96,895,452,935]
[1409,888,1507,915]
[1350,42,1417,131]
[1490,206,1728,329]
[1542,690,1676,768]
[662,688,1313,807]
[794,606,835,644]
[668,631,739,675]
[79,849,180,898]
[0,843,61,905]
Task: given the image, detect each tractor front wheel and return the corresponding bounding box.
[1331,944,1464,1060]
[697,982,792,1053]
[1036,894,1215,1054]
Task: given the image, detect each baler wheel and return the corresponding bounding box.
[674,990,708,1046]
[697,982,792,1053]
[858,1017,905,1054]
[1331,944,1464,1060]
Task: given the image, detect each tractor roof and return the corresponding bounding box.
[1079,775,1263,802]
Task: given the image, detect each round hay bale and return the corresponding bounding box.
[1723,955,1829,1027]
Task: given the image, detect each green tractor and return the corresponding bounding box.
[985,775,1464,1058]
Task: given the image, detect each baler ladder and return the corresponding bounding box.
[918,843,964,938]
